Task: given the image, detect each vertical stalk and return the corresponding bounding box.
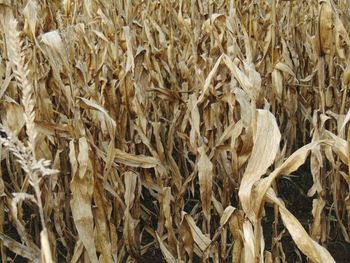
[32,171,53,263]
[317,56,326,114]
[272,180,280,261]
[340,84,348,114]
[254,218,262,263]
[271,0,276,65]
[0,144,6,263]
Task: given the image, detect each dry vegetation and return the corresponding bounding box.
[1,0,350,262]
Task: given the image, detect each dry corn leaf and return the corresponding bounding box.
[123,26,134,74]
[40,228,53,263]
[114,149,160,168]
[40,30,69,72]
[93,180,113,263]
[266,188,335,263]
[334,9,350,59]
[239,109,281,221]
[229,211,244,263]
[319,1,333,55]
[123,171,141,260]
[310,198,326,241]
[325,131,348,164]
[198,55,223,104]
[156,232,178,263]
[179,213,194,260]
[219,206,237,227]
[224,55,261,101]
[3,100,25,136]
[183,212,211,256]
[23,0,38,38]
[189,93,200,149]
[197,145,213,223]
[272,68,283,101]
[70,239,84,263]
[69,138,98,263]
[242,220,255,263]
[252,142,318,219]
[340,107,350,132]
[275,61,297,80]
[0,233,40,262]
[162,187,177,250]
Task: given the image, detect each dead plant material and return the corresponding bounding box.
[1,1,350,262]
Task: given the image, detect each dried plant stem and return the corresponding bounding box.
[31,173,45,229]
[0,144,6,263]
[254,218,262,263]
[272,180,280,260]
[340,84,348,114]
[317,56,326,114]
[271,0,276,65]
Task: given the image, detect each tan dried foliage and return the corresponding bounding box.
[1,0,350,262]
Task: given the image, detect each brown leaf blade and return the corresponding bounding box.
[267,189,335,263]
[198,146,213,224]
[69,138,98,263]
[238,109,281,220]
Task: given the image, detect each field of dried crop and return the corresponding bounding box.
[1,0,350,262]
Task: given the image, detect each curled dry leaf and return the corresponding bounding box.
[0,233,40,262]
[182,212,211,258]
[239,109,281,221]
[3,100,25,136]
[252,142,318,219]
[266,189,335,263]
[156,232,179,263]
[271,68,283,101]
[224,55,261,102]
[179,214,194,260]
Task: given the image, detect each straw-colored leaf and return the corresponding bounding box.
[239,109,281,220]
[183,212,211,253]
[114,149,160,168]
[319,1,333,55]
[69,138,98,263]
[266,189,335,263]
[197,145,213,223]
[252,142,318,218]
[23,0,38,37]
[156,233,178,263]
[0,233,39,262]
